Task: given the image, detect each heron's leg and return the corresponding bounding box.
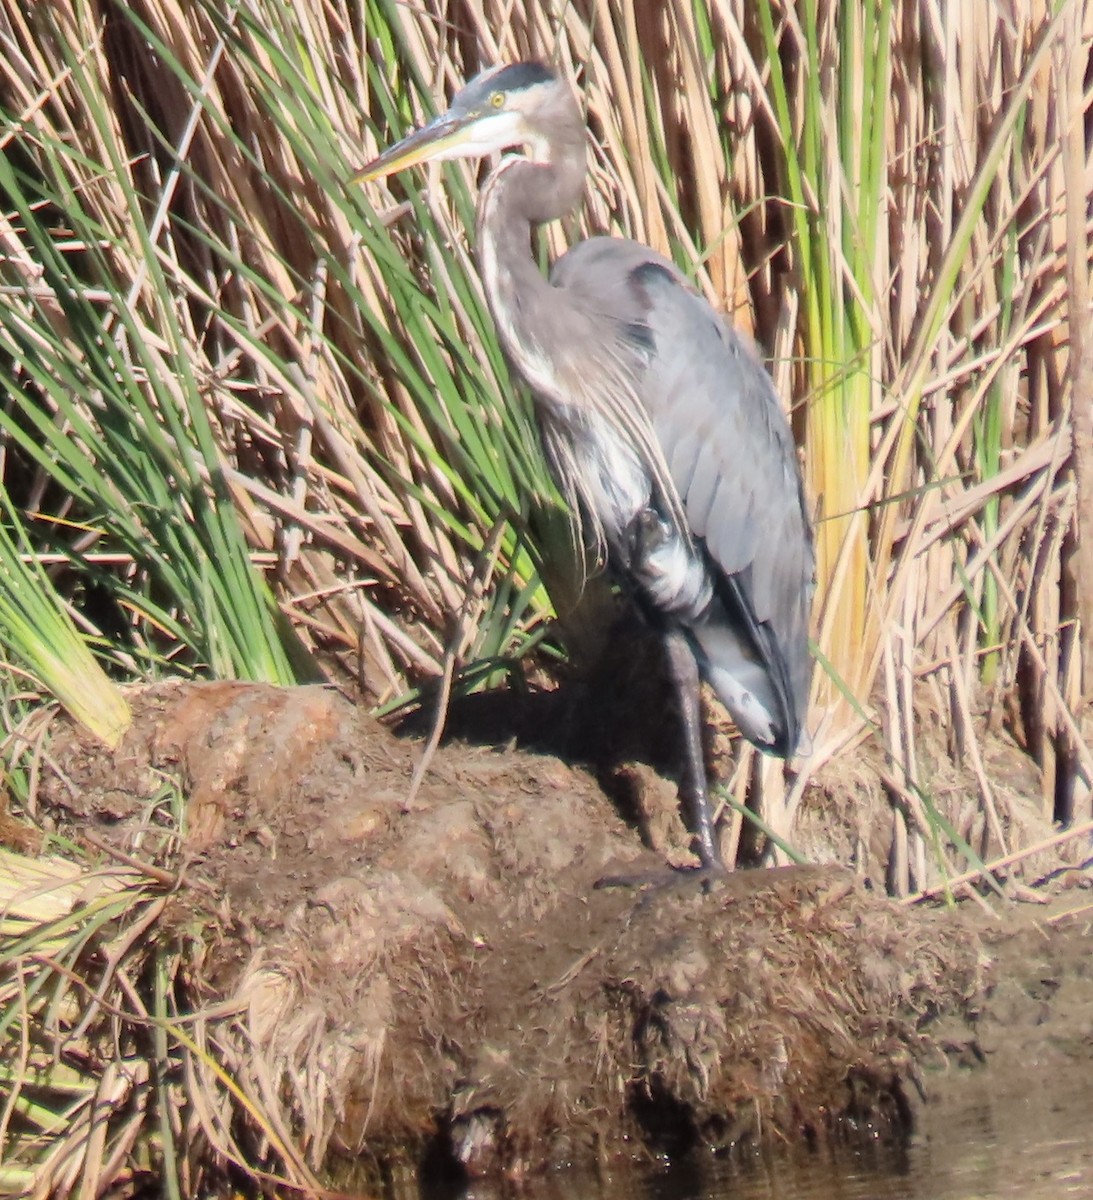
[664,628,723,870]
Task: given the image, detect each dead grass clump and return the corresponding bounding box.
[0,849,204,1196]
[6,682,990,1189]
[589,869,988,1159]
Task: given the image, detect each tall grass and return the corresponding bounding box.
[0,0,558,713]
[0,4,311,688]
[0,0,1088,860]
[0,494,130,746]
[0,0,1088,1191]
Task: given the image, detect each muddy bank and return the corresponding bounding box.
[27,680,1078,1185]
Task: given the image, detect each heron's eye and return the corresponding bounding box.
[489,92,505,109]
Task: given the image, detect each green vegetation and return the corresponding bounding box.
[0,0,1087,1191]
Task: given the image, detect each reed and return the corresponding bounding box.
[0,0,1086,856]
[0,0,1088,1188]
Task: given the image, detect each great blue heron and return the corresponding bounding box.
[355,62,813,870]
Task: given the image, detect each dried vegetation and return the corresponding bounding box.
[0,0,1089,866]
[11,682,988,1193]
[0,0,1091,1193]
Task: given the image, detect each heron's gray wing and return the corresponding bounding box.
[551,238,814,751]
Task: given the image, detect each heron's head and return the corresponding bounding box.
[353,62,576,183]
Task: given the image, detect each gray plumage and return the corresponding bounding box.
[356,62,814,868]
[546,241,812,755]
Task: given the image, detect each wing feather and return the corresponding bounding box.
[549,236,814,752]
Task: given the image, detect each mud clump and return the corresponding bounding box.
[34,681,988,1180]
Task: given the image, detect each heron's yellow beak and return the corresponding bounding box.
[352,110,478,183]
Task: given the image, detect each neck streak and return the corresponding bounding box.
[475,147,585,400]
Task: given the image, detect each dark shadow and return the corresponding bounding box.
[393,609,690,816]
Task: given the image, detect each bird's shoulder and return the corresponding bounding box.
[550,238,776,416]
[549,236,688,332]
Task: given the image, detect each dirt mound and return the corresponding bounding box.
[33,681,990,1181]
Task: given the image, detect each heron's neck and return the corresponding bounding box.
[475,147,586,399]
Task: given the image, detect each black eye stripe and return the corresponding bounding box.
[490,62,555,93]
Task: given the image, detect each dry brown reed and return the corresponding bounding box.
[2,9,1090,1192]
[0,0,1089,888]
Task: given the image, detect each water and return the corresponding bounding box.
[436,1067,1092,1200]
